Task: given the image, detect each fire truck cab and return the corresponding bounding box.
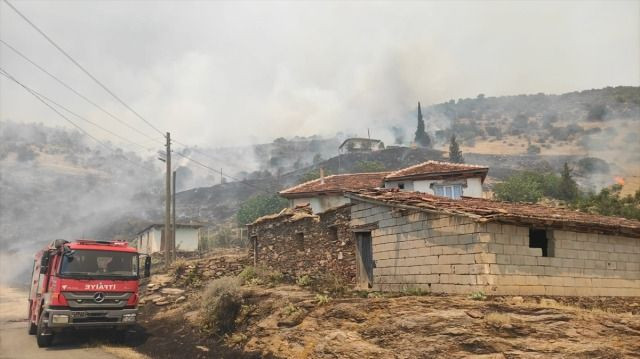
[28,239,150,347]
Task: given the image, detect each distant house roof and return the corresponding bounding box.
[136,223,204,236]
[345,188,640,237]
[385,160,489,182]
[338,138,384,150]
[280,172,390,198]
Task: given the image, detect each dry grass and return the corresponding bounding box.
[485,312,512,326]
[535,298,618,317]
[100,345,150,359]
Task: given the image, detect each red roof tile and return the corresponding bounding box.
[385,160,489,181]
[280,172,389,197]
[346,188,640,237]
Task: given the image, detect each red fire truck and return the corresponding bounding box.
[28,239,150,347]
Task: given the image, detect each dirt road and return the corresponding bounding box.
[0,287,119,359]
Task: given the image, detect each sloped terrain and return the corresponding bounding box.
[134,252,640,359]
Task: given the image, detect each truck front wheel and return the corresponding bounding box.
[36,315,53,347]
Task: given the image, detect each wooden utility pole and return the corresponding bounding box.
[164,132,171,270]
[172,170,177,261]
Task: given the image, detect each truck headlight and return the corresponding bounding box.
[122,314,136,323]
[51,314,69,324]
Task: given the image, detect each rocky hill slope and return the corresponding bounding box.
[130,251,640,359]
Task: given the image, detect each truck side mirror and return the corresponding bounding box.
[144,256,151,278]
[40,252,50,274]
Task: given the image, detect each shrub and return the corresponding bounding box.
[170,259,189,277]
[311,273,348,296]
[296,274,312,287]
[402,286,427,296]
[315,294,332,306]
[468,291,487,301]
[239,265,283,286]
[201,277,244,335]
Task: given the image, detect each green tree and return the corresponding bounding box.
[236,194,288,225]
[557,162,579,201]
[448,134,464,163]
[414,102,431,147]
[493,173,544,203]
[573,186,640,220]
[355,160,386,172]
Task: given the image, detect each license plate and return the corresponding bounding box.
[71,311,87,318]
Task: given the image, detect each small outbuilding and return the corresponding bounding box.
[339,138,385,153]
[133,223,203,254]
[345,188,640,296]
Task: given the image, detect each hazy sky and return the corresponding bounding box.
[1,0,638,151]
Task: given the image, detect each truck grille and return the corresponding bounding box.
[63,292,132,309]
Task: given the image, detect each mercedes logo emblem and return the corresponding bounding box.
[93,292,105,303]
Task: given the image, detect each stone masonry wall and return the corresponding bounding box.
[350,201,640,296]
[247,205,356,284]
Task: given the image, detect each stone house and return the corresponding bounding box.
[133,223,203,254]
[247,204,356,285]
[345,188,640,296]
[279,172,389,214]
[384,161,488,199]
[339,138,385,153]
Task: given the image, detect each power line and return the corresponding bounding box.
[0,39,163,145]
[3,0,166,137]
[16,81,156,153]
[2,0,274,190]
[173,152,276,194]
[0,67,156,173]
[172,138,249,173]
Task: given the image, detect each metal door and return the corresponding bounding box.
[356,232,373,288]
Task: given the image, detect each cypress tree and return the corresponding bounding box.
[558,162,579,201]
[414,102,431,147]
[449,134,464,163]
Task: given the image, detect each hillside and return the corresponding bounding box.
[419,87,640,174]
[0,121,163,284]
[128,252,640,359]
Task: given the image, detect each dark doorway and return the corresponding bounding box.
[355,232,373,288]
[529,229,551,257]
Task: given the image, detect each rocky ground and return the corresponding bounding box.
[132,251,640,359]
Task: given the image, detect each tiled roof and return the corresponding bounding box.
[385,160,489,181]
[280,172,390,197]
[346,188,640,237]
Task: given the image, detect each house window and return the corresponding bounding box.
[434,185,463,199]
[529,229,553,257]
[398,183,405,190]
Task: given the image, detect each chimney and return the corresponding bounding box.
[320,167,325,184]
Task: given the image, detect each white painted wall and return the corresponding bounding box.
[291,195,349,213]
[384,176,483,198]
[175,227,200,251]
[135,227,200,254]
[464,177,483,198]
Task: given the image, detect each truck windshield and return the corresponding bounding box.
[59,250,138,279]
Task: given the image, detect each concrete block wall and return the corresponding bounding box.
[351,202,491,294]
[351,201,640,296]
[480,226,640,296]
